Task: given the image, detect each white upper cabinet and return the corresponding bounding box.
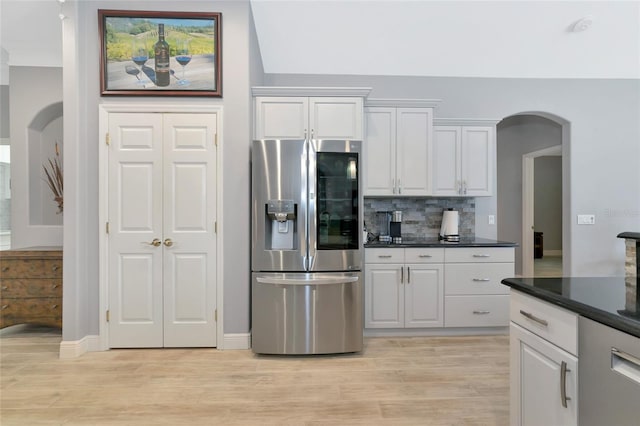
[254,94,364,140]
[432,120,497,197]
[364,103,436,196]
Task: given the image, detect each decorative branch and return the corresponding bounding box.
[43,141,63,214]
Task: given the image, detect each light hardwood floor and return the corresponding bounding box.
[1,325,509,425]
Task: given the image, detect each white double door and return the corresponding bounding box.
[107,112,217,348]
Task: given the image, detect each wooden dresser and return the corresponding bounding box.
[0,247,62,329]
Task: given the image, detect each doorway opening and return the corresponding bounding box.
[496,113,570,277]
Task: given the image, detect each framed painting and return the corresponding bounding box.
[99,10,221,97]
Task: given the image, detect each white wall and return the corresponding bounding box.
[535,156,563,252]
[63,0,258,342]
[496,115,563,274]
[265,73,640,276]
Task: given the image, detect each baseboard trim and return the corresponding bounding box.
[59,334,100,359]
[364,327,509,338]
[543,250,563,257]
[223,332,251,350]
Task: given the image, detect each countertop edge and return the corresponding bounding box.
[365,242,517,248]
[501,278,640,339]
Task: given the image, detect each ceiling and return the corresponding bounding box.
[1,0,639,84]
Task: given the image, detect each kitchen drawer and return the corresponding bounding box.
[510,290,578,356]
[1,279,62,298]
[365,248,404,263]
[404,248,444,263]
[444,247,514,263]
[444,263,513,295]
[444,295,509,327]
[0,259,62,278]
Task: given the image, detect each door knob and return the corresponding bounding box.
[147,238,161,247]
[164,238,173,247]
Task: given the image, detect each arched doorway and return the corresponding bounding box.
[496,112,570,277]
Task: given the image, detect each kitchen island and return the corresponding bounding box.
[501,276,640,426]
[365,236,517,248]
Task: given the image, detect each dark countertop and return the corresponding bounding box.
[617,231,640,240]
[501,276,640,339]
[365,237,517,248]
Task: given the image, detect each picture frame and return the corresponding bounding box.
[98,10,221,97]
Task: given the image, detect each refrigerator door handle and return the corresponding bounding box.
[256,276,359,286]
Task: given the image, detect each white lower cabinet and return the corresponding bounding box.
[510,291,578,426]
[365,246,514,330]
[365,248,443,328]
[444,247,514,327]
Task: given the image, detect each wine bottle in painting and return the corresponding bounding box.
[154,23,170,87]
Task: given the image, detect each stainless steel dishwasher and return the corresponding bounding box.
[579,316,640,425]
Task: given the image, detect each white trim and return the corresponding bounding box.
[98,103,224,351]
[251,86,372,97]
[364,327,508,337]
[365,98,441,108]
[59,334,100,359]
[223,333,251,350]
[522,144,563,277]
[433,118,501,126]
[543,250,563,257]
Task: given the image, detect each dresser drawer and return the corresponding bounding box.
[444,263,513,295]
[445,295,509,327]
[365,248,404,263]
[0,259,63,278]
[404,248,444,263]
[1,297,62,317]
[444,247,514,263]
[510,290,578,356]
[1,279,62,298]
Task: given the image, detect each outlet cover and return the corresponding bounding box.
[577,214,595,225]
[488,215,495,225]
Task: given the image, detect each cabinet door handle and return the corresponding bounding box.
[392,179,396,194]
[560,361,572,408]
[472,278,491,282]
[473,254,491,258]
[418,254,432,258]
[398,179,402,195]
[463,180,467,195]
[378,255,392,258]
[473,310,491,315]
[519,309,549,327]
[407,266,410,284]
[400,267,404,284]
[456,180,461,194]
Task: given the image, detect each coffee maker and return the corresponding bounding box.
[390,210,402,244]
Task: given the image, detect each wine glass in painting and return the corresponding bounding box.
[175,40,192,86]
[131,38,150,85]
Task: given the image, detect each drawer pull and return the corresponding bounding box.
[51,304,59,309]
[1,286,7,290]
[560,361,572,408]
[418,254,432,258]
[1,266,8,272]
[519,309,549,327]
[1,304,8,310]
[473,310,491,315]
[52,265,60,271]
[612,347,640,368]
[472,278,491,282]
[52,284,60,289]
[473,254,491,258]
[378,255,392,258]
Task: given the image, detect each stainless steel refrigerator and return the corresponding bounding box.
[251,139,363,355]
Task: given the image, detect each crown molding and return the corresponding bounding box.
[433,118,501,126]
[251,86,372,97]
[364,98,442,108]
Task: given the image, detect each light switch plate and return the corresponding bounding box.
[577,214,595,225]
[488,215,495,225]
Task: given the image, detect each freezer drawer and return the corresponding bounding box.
[251,272,363,355]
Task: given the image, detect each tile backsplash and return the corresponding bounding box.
[364,197,475,239]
